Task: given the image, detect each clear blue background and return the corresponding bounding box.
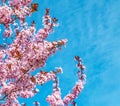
[1,0,120,106]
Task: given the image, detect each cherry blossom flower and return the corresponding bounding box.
[0,1,86,105]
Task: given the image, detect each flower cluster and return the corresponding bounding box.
[0,0,86,106]
[0,0,34,37]
[46,56,86,106]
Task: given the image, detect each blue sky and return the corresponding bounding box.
[1,0,120,106]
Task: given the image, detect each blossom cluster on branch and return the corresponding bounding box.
[0,0,86,106]
[46,56,86,106]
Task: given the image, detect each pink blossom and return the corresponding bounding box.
[63,94,75,105]
[46,91,64,106]
[36,71,56,85]
[0,5,12,25]
[9,0,21,7]
[21,0,32,6]
[0,1,86,105]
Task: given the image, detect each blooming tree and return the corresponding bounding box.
[0,0,86,106]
